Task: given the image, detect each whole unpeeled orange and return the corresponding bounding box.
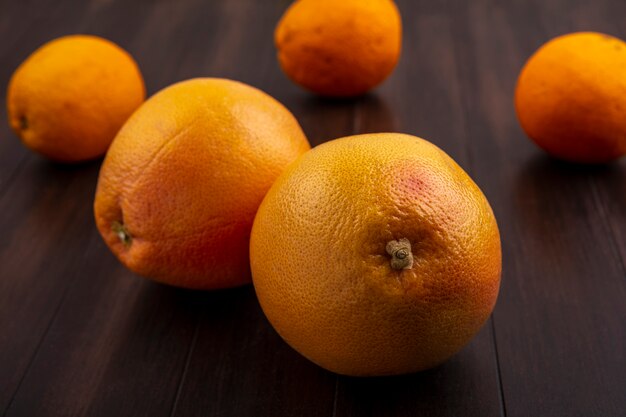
[250,133,501,376]
[516,32,626,163]
[7,35,145,162]
[275,0,402,97]
[94,78,310,289]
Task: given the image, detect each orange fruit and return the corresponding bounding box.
[250,133,501,376]
[94,78,310,289]
[6,35,145,162]
[515,32,626,163]
[275,0,402,97]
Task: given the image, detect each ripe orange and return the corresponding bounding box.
[94,78,310,290]
[515,32,626,163]
[275,0,402,97]
[250,133,501,376]
[6,35,145,162]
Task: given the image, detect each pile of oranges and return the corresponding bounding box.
[6,0,625,376]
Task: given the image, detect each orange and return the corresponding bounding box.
[250,133,501,376]
[94,78,310,289]
[275,0,402,97]
[6,35,145,162]
[515,32,626,163]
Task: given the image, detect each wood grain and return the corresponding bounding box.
[448,1,626,416]
[0,0,624,416]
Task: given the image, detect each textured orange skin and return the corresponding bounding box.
[515,32,626,163]
[275,0,402,97]
[250,133,501,376]
[94,78,310,290]
[7,35,145,162]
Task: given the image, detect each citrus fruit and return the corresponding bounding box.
[515,32,626,163]
[250,133,501,376]
[94,78,310,290]
[7,35,145,162]
[275,0,402,97]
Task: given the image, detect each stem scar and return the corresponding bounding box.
[112,221,132,247]
[386,238,413,270]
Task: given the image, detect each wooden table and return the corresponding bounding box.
[1,0,625,416]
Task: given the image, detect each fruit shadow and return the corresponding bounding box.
[334,350,490,415]
[91,278,254,364]
[36,152,103,169]
[26,155,104,193]
[70,274,258,407]
[512,153,624,266]
[102,277,498,413]
[0,154,105,255]
[516,153,623,184]
[130,279,254,323]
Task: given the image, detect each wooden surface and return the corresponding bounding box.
[1,0,625,416]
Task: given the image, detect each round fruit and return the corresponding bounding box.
[94,78,310,290]
[250,133,501,376]
[515,32,626,163]
[275,0,402,97]
[7,35,145,162]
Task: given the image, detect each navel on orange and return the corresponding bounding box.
[94,78,310,289]
[250,133,501,376]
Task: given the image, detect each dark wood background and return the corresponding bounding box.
[1,0,625,416]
